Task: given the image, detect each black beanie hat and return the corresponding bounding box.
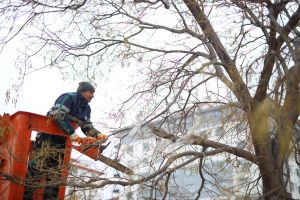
[77,82,95,93]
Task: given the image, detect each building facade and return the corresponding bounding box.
[109,104,300,200]
[65,158,105,200]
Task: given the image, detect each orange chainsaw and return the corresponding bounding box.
[73,141,134,175]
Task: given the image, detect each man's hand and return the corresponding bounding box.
[81,137,97,145]
[70,132,82,143]
[70,132,97,145]
[97,133,108,143]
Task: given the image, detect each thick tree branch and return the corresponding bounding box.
[183,0,252,110]
[149,125,258,164]
[254,4,300,102]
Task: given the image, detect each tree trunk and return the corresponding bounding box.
[249,102,291,199]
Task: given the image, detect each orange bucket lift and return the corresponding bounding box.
[0,111,103,200]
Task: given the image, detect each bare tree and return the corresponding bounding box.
[1,0,300,199]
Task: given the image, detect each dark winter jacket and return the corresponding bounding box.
[36,92,100,145]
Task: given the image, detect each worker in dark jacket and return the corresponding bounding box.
[23,81,108,200]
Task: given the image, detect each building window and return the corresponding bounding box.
[184,168,192,176]
[215,127,225,136]
[126,192,133,199]
[126,145,133,154]
[290,183,294,192]
[68,189,76,196]
[186,184,197,192]
[70,167,78,176]
[143,141,150,151]
[190,166,198,175]
[113,189,120,193]
[184,166,198,176]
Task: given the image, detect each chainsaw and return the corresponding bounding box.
[73,141,134,176]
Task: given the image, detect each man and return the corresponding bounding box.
[24,81,107,199]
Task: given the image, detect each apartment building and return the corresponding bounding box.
[65,158,105,200]
[108,104,300,200]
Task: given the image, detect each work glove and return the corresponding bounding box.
[81,137,97,145]
[70,132,97,145]
[70,132,82,143]
[96,133,108,143]
[96,133,109,153]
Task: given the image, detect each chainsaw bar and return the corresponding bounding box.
[97,155,134,175]
[73,142,134,176]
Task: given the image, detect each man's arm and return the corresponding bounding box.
[81,119,100,137]
[48,93,76,135]
[80,107,107,141]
